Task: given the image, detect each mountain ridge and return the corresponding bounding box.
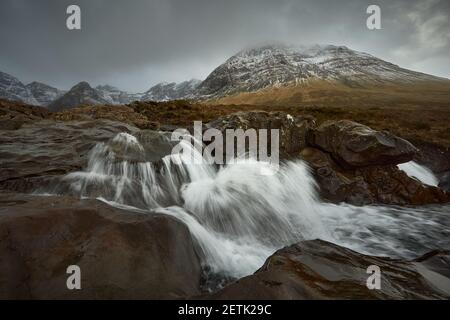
[1,43,449,109]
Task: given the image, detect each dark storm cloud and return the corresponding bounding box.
[0,0,449,91]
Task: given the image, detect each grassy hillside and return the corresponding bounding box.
[208,80,450,109]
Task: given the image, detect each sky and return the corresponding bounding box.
[0,0,449,92]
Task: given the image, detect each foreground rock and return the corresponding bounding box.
[308,120,418,168]
[0,193,202,299]
[210,239,450,299]
[0,120,139,193]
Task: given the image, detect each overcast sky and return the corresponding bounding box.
[0,0,449,92]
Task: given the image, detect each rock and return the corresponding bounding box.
[301,147,450,205]
[99,130,177,165]
[0,193,202,299]
[411,139,450,174]
[357,165,450,205]
[438,171,450,193]
[0,120,139,193]
[209,240,450,299]
[308,120,418,168]
[206,111,316,158]
[300,148,374,205]
[411,139,450,191]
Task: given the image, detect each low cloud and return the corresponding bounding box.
[0,0,448,91]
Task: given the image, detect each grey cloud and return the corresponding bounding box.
[0,0,449,92]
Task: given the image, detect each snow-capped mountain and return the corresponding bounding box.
[141,79,201,101]
[96,85,142,104]
[197,44,444,98]
[26,82,65,106]
[48,81,112,111]
[2,44,448,109]
[0,71,38,105]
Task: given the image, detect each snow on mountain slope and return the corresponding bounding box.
[141,79,201,101]
[0,71,38,105]
[2,44,447,107]
[96,85,142,104]
[26,82,65,106]
[197,44,444,99]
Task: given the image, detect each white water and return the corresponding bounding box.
[52,132,450,281]
[398,161,439,187]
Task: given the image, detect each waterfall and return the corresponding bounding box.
[398,161,439,187]
[52,131,331,279]
[47,131,450,283]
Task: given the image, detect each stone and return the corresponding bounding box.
[0,193,202,299]
[207,111,316,158]
[301,147,450,205]
[209,240,450,299]
[308,120,418,168]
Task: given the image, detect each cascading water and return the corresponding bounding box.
[45,131,450,287]
[398,161,439,186]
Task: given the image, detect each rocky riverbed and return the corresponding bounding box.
[0,101,449,299]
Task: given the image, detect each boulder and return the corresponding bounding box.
[301,147,450,205]
[0,193,202,299]
[209,240,450,299]
[308,120,418,168]
[207,111,316,158]
[0,120,139,193]
[300,147,374,205]
[411,139,450,174]
[438,171,450,193]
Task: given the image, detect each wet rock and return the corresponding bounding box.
[410,139,450,191]
[210,240,450,299]
[308,120,418,168]
[0,193,202,299]
[301,147,450,205]
[438,171,450,193]
[300,148,374,205]
[207,111,316,158]
[0,120,139,193]
[412,139,450,174]
[134,130,178,162]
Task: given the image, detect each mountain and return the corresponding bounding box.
[141,79,201,101]
[48,82,111,111]
[197,44,445,99]
[2,44,449,109]
[0,71,38,105]
[26,82,65,106]
[95,85,142,104]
